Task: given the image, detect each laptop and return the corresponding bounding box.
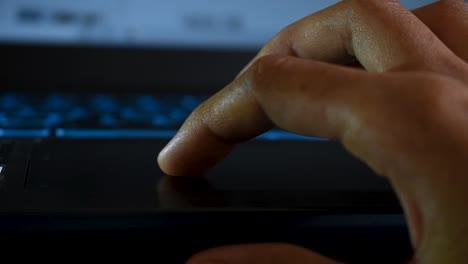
[0,0,432,262]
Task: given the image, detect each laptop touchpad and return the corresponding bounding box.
[25,139,394,209]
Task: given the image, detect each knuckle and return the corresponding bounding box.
[368,73,459,129]
[247,55,290,92]
[401,73,463,119]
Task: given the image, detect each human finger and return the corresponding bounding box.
[412,0,468,62]
[157,55,374,176]
[239,0,454,73]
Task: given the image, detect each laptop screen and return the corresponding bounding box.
[0,0,436,51]
[1,0,437,93]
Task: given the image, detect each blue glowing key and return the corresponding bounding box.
[43,113,63,127]
[0,129,50,138]
[152,115,171,127]
[44,93,72,110]
[169,109,189,122]
[55,128,178,139]
[99,114,120,126]
[181,95,204,110]
[66,107,89,120]
[0,93,20,109]
[15,106,36,117]
[136,95,162,113]
[90,94,119,113]
[120,107,140,120]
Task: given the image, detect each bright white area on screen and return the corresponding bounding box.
[0,0,438,49]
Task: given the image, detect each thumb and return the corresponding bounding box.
[186,243,341,264]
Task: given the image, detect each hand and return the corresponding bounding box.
[157,0,468,263]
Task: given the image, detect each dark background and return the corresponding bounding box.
[2,44,255,94]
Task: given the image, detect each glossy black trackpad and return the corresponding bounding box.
[27,140,163,192]
[26,139,395,209]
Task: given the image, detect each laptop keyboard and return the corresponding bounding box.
[0,92,324,141]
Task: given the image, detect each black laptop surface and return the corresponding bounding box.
[0,0,434,262]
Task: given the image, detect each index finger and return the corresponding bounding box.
[157,0,449,176]
[157,55,374,176]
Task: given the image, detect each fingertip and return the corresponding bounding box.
[157,135,196,177]
[157,130,227,177]
[157,138,178,176]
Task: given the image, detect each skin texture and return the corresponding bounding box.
[157,0,468,263]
